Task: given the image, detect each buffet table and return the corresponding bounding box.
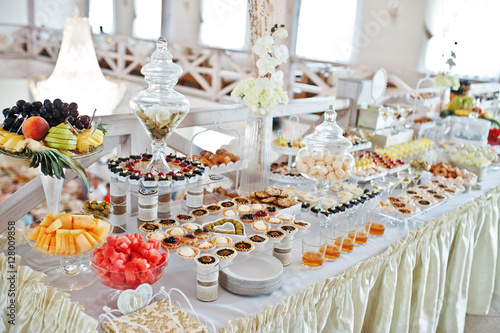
[4,168,499,332]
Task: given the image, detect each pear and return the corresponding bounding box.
[45,123,77,150]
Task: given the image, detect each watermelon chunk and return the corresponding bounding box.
[106,235,119,247]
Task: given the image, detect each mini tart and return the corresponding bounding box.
[252,220,270,232]
[158,219,178,228]
[233,197,251,205]
[266,206,278,216]
[279,224,298,236]
[195,240,216,251]
[182,223,202,232]
[211,235,233,247]
[214,247,236,260]
[416,199,432,207]
[240,213,254,223]
[293,220,311,231]
[405,190,418,195]
[250,203,265,212]
[433,194,446,201]
[265,229,285,241]
[193,228,211,239]
[253,209,268,219]
[392,202,407,209]
[444,188,455,195]
[221,209,239,218]
[205,204,222,215]
[175,213,195,223]
[235,205,251,215]
[196,254,218,266]
[247,234,268,247]
[220,201,236,209]
[232,240,254,253]
[266,217,282,225]
[140,222,161,233]
[397,208,413,216]
[276,214,294,223]
[177,246,199,260]
[147,232,166,241]
[426,189,438,195]
[412,195,424,201]
[161,235,181,250]
[181,233,199,245]
[388,197,401,203]
[167,227,185,237]
[190,208,209,220]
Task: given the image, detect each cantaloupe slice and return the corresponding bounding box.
[46,218,63,233]
[83,232,98,246]
[43,234,52,253]
[58,214,73,229]
[73,216,97,230]
[27,226,41,241]
[48,237,56,255]
[56,229,71,235]
[69,229,85,235]
[68,235,76,255]
[35,227,47,248]
[93,221,110,239]
[37,234,47,251]
[75,234,93,253]
[55,234,62,255]
[40,213,53,227]
[61,235,70,256]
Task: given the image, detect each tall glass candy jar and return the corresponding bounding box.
[130,37,190,174]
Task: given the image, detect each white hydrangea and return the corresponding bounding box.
[252,35,274,57]
[273,44,289,64]
[256,54,279,76]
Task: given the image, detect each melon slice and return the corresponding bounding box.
[73,216,98,230]
[93,221,111,239]
[46,218,63,233]
[42,234,52,253]
[75,233,93,253]
[40,213,53,227]
[27,226,41,241]
[48,237,56,255]
[68,235,76,255]
[35,227,47,248]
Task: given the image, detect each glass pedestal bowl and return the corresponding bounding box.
[90,237,169,308]
[24,214,112,291]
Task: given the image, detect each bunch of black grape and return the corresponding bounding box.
[2,99,92,133]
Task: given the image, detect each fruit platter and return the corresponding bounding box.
[0,99,105,185]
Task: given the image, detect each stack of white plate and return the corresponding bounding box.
[219,254,283,296]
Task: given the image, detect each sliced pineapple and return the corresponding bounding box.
[0,129,23,146]
[2,136,26,152]
[76,127,104,153]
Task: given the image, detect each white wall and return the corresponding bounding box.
[351,0,428,84]
[168,0,201,44]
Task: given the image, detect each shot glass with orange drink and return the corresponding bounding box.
[336,222,354,253]
[302,234,326,269]
[320,228,342,262]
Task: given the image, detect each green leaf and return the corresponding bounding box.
[97,123,107,134]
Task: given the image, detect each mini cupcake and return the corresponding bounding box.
[166,227,185,237]
[265,230,286,243]
[142,173,157,187]
[205,204,222,215]
[181,233,199,245]
[109,166,123,179]
[232,240,254,255]
[161,235,181,251]
[190,208,209,222]
[247,234,268,248]
[211,235,233,247]
[276,214,294,224]
[220,201,236,209]
[139,222,161,233]
[158,219,178,229]
[240,213,254,223]
[233,197,251,205]
[266,217,282,225]
[266,206,278,216]
[117,170,131,182]
[193,228,211,240]
[195,240,216,252]
[129,171,142,185]
[182,223,202,233]
[175,213,195,224]
[157,173,172,187]
[172,172,186,186]
[177,246,199,260]
[221,209,238,218]
[293,220,311,232]
[252,220,270,233]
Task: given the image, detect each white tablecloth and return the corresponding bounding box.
[10,169,500,332]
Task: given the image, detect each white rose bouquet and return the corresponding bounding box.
[231,24,289,116]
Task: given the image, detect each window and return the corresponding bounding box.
[200,0,248,50]
[89,0,114,34]
[424,0,500,80]
[133,0,162,40]
[295,0,358,62]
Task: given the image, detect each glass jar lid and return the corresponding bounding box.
[303,105,352,151]
[141,37,183,82]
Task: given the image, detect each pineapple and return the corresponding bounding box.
[76,127,104,153]
[0,129,23,146]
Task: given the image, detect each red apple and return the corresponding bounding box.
[21,116,50,140]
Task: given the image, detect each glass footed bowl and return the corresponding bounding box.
[91,249,168,290]
[24,213,112,258]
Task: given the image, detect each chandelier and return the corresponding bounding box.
[29,16,125,116]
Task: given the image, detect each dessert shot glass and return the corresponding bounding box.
[301,234,326,269]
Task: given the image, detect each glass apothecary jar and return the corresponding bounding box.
[296,105,354,195]
[130,37,190,174]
